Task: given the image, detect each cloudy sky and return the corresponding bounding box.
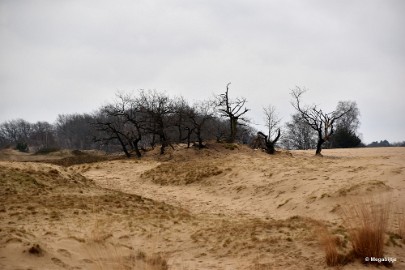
[1,0,404,143]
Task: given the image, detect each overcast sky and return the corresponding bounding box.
[1,0,404,143]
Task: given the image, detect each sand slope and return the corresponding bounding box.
[1,146,404,269]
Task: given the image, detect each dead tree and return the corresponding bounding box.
[216,83,249,143]
[291,87,353,155]
[257,129,281,154]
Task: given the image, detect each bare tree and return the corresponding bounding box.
[0,127,9,148]
[172,96,190,143]
[93,105,133,158]
[137,90,174,154]
[210,118,229,143]
[281,113,317,150]
[255,105,281,154]
[216,83,249,143]
[30,121,56,150]
[0,120,21,145]
[1,119,32,143]
[187,100,215,149]
[263,105,281,139]
[56,114,97,149]
[108,93,146,157]
[0,119,32,151]
[92,91,154,158]
[291,87,354,155]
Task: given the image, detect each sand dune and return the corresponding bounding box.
[1,146,404,269]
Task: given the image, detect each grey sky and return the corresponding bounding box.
[1,0,404,143]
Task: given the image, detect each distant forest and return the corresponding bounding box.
[1,85,403,157]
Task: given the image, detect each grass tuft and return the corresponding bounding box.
[340,197,390,264]
[321,231,340,266]
[319,227,353,267]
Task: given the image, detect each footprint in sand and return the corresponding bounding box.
[57,248,72,258]
[51,257,70,268]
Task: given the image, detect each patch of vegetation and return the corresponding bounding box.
[223,143,239,150]
[34,147,60,155]
[349,201,389,261]
[72,149,86,156]
[320,228,354,267]
[0,165,96,197]
[1,164,190,226]
[136,253,168,270]
[44,153,112,167]
[142,161,223,185]
[191,216,318,257]
[16,142,29,153]
[322,198,392,267]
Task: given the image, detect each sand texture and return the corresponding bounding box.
[0,145,404,269]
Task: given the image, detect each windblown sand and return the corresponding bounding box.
[0,146,404,269]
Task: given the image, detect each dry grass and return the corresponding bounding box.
[190,216,320,259]
[44,153,112,167]
[1,161,180,270]
[223,143,239,150]
[84,216,169,270]
[336,180,390,197]
[319,226,351,267]
[340,197,391,263]
[398,208,405,244]
[0,164,187,219]
[321,197,392,267]
[141,161,223,185]
[320,230,340,266]
[85,242,169,270]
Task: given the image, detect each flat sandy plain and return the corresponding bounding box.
[0,145,404,269]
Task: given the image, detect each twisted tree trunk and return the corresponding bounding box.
[257,129,281,155]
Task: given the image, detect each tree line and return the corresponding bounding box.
[1,84,383,157]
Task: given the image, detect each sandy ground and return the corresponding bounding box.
[0,145,404,269]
